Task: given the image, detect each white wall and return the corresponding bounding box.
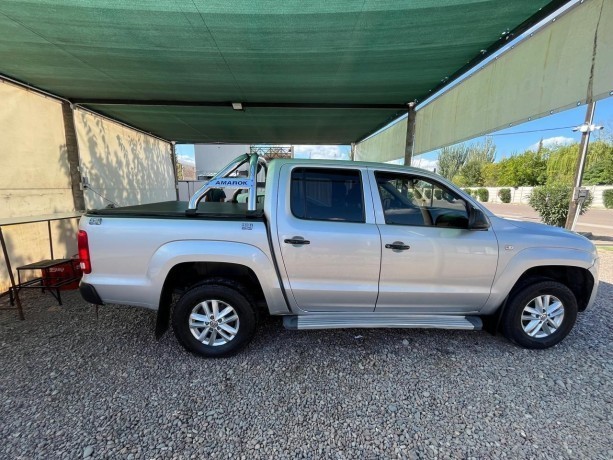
[75,109,175,209]
[464,185,613,208]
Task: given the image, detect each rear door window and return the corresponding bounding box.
[291,168,364,223]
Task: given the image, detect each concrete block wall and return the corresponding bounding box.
[464,185,613,208]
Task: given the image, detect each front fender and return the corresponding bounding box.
[482,247,596,314]
[146,240,289,314]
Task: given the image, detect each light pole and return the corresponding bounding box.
[565,101,603,230]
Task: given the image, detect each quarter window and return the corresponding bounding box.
[375,172,469,228]
[291,168,364,223]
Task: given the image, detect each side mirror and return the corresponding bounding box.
[468,206,490,230]
[442,191,455,202]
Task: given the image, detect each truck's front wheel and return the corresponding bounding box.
[172,284,257,358]
[501,280,577,349]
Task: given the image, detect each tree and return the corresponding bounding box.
[546,140,613,185]
[437,143,470,181]
[455,160,485,186]
[466,137,496,164]
[482,162,500,186]
[497,150,547,187]
[583,140,613,185]
[452,138,497,186]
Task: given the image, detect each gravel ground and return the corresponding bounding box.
[1,251,612,460]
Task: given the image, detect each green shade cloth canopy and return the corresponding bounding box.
[0,0,561,144]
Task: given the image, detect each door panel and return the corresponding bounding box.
[371,170,498,313]
[377,225,498,312]
[276,166,381,312]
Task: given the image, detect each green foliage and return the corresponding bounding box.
[482,163,500,186]
[456,160,484,187]
[545,144,578,185]
[423,188,432,199]
[546,140,613,186]
[441,138,612,189]
[528,184,592,227]
[438,138,496,183]
[434,189,442,200]
[498,188,511,203]
[583,141,613,185]
[476,188,489,202]
[438,144,470,181]
[462,188,473,196]
[497,150,548,187]
[603,189,613,209]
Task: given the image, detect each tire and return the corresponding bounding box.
[501,280,578,349]
[172,284,257,358]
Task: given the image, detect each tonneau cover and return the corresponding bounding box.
[86,201,264,220]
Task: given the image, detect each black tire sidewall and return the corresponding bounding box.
[172,284,257,358]
[502,281,578,349]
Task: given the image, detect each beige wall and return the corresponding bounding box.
[75,108,175,209]
[1,83,175,294]
[0,81,79,293]
[0,82,75,218]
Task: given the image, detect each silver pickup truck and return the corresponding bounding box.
[78,153,599,357]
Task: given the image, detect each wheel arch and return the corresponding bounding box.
[509,265,594,312]
[149,240,290,339]
[156,261,266,339]
[484,264,594,335]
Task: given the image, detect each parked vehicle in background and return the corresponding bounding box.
[78,154,599,357]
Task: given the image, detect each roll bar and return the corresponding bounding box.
[187,153,267,213]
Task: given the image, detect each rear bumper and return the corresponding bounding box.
[79,281,104,305]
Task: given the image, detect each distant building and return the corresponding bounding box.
[195,144,251,179]
[195,144,293,179]
[176,162,196,181]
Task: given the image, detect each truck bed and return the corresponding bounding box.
[86,201,264,220]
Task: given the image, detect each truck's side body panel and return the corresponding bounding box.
[80,216,289,314]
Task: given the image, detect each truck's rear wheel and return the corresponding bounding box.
[501,280,577,349]
[172,284,257,357]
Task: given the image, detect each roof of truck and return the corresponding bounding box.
[267,158,438,177]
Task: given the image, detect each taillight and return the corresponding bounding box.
[77,230,92,274]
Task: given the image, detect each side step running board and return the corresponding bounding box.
[283,313,482,331]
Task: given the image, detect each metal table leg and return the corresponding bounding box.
[0,226,24,320]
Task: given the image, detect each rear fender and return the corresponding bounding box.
[147,240,289,315]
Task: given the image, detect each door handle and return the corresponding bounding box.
[385,241,410,251]
[284,237,310,245]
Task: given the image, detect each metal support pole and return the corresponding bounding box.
[47,220,54,259]
[350,143,356,161]
[404,103,417,166]
[565,101,596,230]
[0,227,24,320]
[171,141,179,200]
[62,102,86,212]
